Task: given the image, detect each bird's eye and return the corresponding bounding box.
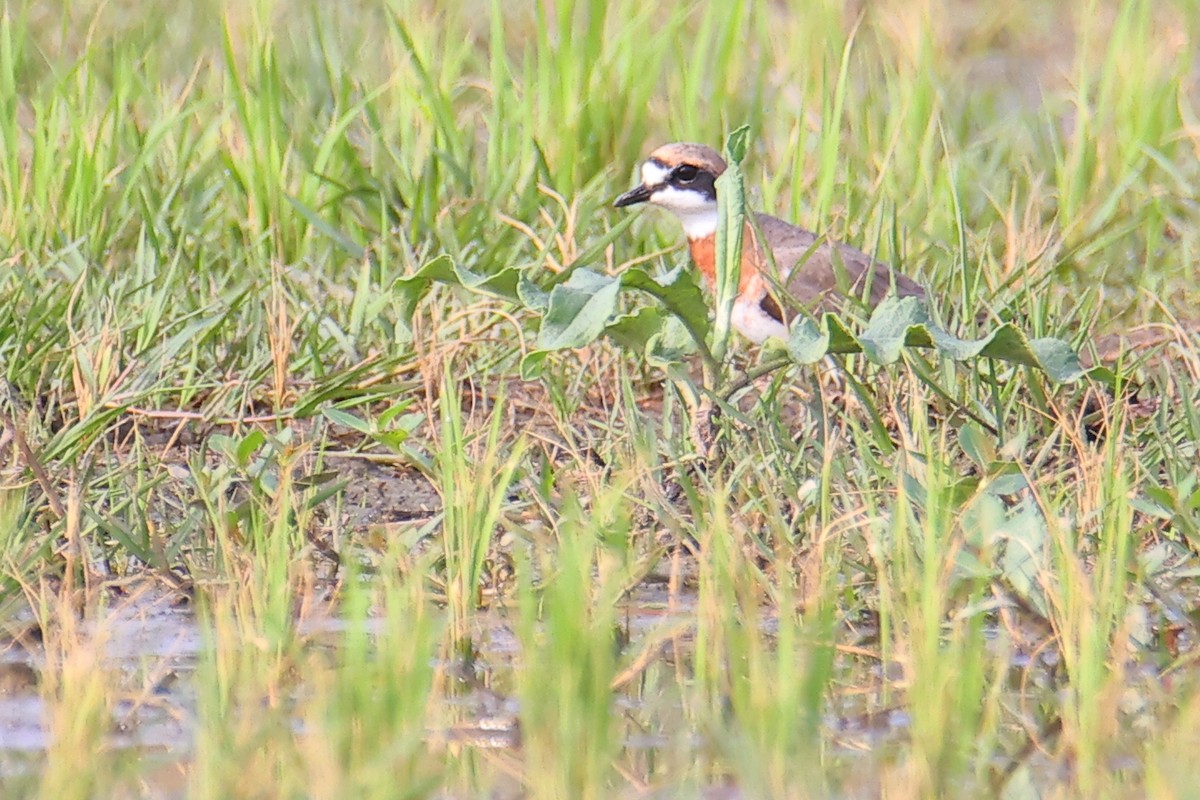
[673,165,699,184]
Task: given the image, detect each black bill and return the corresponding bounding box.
[614,183,652,207]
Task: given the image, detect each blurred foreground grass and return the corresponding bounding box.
[1,0,1200,796]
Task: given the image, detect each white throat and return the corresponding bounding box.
[649,184,719,239]
[673,206,719,239]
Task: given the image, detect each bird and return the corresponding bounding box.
[614,142,926,344]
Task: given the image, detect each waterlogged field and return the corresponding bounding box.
[1,0,1199,797]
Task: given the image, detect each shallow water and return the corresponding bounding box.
[0,569,1176,798]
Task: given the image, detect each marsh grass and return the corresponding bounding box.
[0,0,1199,796]
[433,363,525,642]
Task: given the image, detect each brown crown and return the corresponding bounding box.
[647,143,727,176]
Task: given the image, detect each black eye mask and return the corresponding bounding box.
[673,164,699,183]
[614,160,719,207]
[667,165,717,201]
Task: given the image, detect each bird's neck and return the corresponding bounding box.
[675,206,720,239]
[686,225,763,292]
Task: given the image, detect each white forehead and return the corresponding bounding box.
[641,160,670,185]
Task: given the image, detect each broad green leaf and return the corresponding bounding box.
[987,466,1031,496]
[998,498,1051,618]
[235,429,267,467]
[786,317,830,364]
[391,255,524,341]
[724,126,751,162]
[858,296,929,363]
[647,316,700,366]
[790,313,858,361]
[519,351,549,380]
[958,422,995,468]
[620,264,710,345]
[535,269,623,349]
[712,126,750,363]
[779,295,1104,384]
[517,276,550,312]
[390,254,1102,386]
[826,316,861,353]
[1027,338,1086,383]
[604,307,665,354]
[959,494,1049,617]
[519,269,624,378]
[391,255,452,340]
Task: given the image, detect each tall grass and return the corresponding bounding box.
[0,0,1197,797]
[432,364,525,643]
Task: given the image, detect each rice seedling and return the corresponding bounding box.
[0,0,1197,796]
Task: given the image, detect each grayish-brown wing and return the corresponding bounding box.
[754,213,925,311]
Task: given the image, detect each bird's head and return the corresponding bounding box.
[614,143,727,238]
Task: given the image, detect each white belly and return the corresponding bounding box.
[731,299,789,344]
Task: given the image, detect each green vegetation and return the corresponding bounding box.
[1,0,1198,796]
